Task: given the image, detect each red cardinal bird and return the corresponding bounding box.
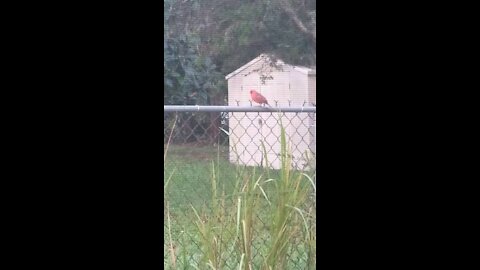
[250,90,270,107]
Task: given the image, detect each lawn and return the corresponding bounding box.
[164,143,235,212]
[164,143,316,269]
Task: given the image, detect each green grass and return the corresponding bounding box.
[164,144,234,213]
[164,138,316,269]
[164,144,288,213]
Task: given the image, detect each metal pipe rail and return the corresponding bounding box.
[164,105,316,113]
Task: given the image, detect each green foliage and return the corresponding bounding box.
[164,0,316,104]
[164,126,316,269]
[164,35,223,105]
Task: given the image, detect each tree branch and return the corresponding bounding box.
[278,0,316,43]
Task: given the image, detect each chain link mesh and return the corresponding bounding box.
[164,106,316,269]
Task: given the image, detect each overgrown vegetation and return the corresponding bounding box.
[164,0,316,145]
[164,2,317,267]
[164,0,316,106]
[164,126,316,269]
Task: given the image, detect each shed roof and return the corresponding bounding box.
[225,54,315,80]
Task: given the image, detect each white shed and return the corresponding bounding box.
[226,54,316,170]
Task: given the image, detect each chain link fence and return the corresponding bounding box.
[164,105,316,269]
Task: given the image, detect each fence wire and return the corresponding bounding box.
[164,105,316,269]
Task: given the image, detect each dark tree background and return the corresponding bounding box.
[164,0,316,144]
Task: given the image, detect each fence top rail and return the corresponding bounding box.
[164,105,316,113]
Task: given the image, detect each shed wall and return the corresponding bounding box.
[228,57,316,170]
